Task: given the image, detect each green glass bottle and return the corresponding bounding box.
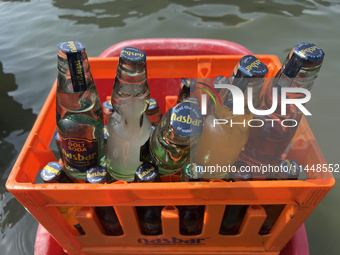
[56,41,105,183]
[149,102,203,175]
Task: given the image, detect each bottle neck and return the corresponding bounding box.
[57,50,94,92]
[262,57,322,114]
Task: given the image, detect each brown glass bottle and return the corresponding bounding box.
[134,163,162,235]
[179,163,205,236]
[177,78,198,103]
[219,161,252,235]
[259,159,300,235]
[39,162,85,235]
[87,166,124,236]
[146,98,162,126]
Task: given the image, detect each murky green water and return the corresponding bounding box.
[1,0,340,254]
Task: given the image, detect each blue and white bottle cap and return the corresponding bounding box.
[40,162,63,182]
[87,166,107,184]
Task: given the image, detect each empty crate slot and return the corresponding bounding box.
[136,206,163,236]
[94,206,123,236]
[177,205,205,236]
[219,205,248,235]
[259,204,286,235]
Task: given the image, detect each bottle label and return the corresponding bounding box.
[61,137,99,171]
[181,225,202,235]
[57,41,87,92]
[139,220,162,235]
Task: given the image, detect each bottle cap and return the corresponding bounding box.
[40,162,63,182]
[180,78,196,89]
[182,163,204,182]
[148,98,159,110]
[276,159,300,180]
[86,166,107,184]
[238,55,268,77]
[230,161,253,181]
[183,97,199,105]
[54,131,60,141]
[151,126,155,135]
[120,47,146,63]
[277,43,324,88]
[294,42,325,63]
[102,100,114,111]
[161,102,203,137]
[104,126,108,140]
[57,41,85,54]
[134,163,158,183]
[215,75,228,84]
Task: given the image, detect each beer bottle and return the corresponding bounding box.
[239,43,325,166]
[106,47,151,181]
[134,163,163,235]
[194,56,268,178]
[179,163,205,235]
[86,166,124,236]
[260,159,300,235]
[146,98,162,126]
[149,102,203,175]
[56,41,105,183]
[39,162,85,235]
[177,78,197,103]
[219,161,251,235]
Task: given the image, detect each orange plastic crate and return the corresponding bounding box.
[6,55,334,255]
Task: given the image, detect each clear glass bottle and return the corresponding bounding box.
[193,55,268,179]
[149,102,203,175]
[239,43,325,167]
[106,47,151,181]
[56,41,105,183]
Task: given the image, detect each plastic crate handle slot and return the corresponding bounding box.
[161,206,180,236]
[197,61,212,78]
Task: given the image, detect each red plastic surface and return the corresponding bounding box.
[99,38,253,57]
[34,223,309,255]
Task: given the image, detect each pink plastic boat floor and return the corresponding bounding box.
[34,223,310,255]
